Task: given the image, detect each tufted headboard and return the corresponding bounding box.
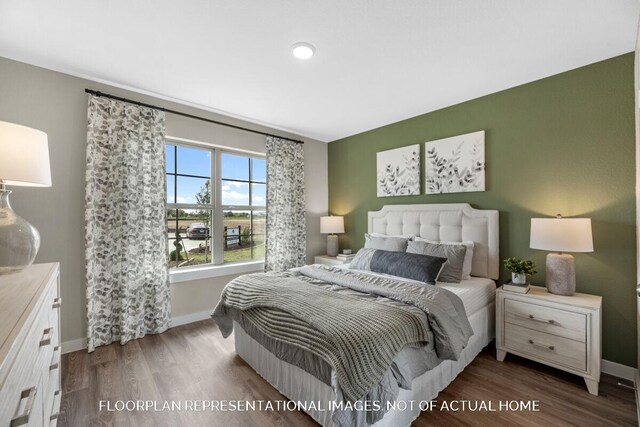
[368,203,500,280]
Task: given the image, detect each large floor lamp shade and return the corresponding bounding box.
[320,216,344,257]
[0,121,51,274]
[530,216,593,295]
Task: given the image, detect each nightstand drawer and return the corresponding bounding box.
[505,298,586,342]
[505,323,586,371]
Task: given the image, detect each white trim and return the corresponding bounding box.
[171,310,213,327]
[169,261,264,283]
[166,136,265,157]
[635,369,640,424]
[58,330,638,383]
[61,310,214,354]
[601,359,637,381]
[61,337,87,354]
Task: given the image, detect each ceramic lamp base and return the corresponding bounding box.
[546,253,575,296]
[0,189,40,275]
[326,235,339,257]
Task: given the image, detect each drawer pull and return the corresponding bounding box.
[50,345,60,370]
[10,387,37,427]
[52,297,62,309]
[50,390,61,420]
[528,339,555,351]
[528,314,556,325]
[40,327,53,346]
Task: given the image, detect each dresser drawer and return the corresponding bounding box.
[0,314,55,425]
[505,323,586,371]
[505,298,586,342]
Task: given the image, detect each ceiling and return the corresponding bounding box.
[0,1,638,142]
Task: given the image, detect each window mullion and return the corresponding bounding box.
[213,148,224,265]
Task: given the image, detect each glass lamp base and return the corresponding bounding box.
[0,189,40,275]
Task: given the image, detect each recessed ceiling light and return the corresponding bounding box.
[292,42,315,60]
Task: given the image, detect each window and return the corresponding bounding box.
[166,142,266,270]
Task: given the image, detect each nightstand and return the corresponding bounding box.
[496,285,602,395]
[314,255,350,266]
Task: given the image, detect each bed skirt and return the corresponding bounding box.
[233,301,495,427]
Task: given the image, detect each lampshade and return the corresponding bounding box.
[0,121,51,187]
[530,217,593,253]
[320,216,344,234]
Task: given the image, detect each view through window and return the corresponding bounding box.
[166,143,266,269]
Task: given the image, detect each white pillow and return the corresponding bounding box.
[414,237,474,280]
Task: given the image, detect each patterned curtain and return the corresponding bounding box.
[85,95,170,352]
[265,136,306,271]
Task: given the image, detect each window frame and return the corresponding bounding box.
[165,137,266,275]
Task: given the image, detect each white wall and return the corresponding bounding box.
[0,56,328,349]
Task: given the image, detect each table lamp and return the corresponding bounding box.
[0,121,51,274]
[530,215,593,296]
[320,215,344,257]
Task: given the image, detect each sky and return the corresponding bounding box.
[166,145,266,206]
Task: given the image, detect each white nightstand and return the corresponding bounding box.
[496,285,602,395]
[314,255,351,266]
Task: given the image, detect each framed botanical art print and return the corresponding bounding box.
[376,144,420,197]
[424,131,485,194]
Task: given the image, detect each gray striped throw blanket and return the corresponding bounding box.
[212,265,473,402]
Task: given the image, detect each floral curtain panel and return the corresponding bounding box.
[265,136,306,271]
[85,95,170,352]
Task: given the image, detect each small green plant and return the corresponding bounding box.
[503,257,537,276]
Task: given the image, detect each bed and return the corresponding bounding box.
[223,203,499,426]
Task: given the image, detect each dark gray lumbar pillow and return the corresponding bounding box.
[364,233,409,252]
[367,250,447,284]
[407,240,467,283]
[349,247,447,284]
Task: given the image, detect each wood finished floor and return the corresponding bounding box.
[59,319,636,427]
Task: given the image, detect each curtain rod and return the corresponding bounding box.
[84,89,304,144]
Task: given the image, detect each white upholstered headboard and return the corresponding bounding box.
[368,203,500,280]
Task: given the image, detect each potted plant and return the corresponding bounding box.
[503,257,537,285]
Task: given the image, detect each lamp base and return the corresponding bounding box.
[0,189,40,275]
[326,235,339,257]
[546,253,575,296]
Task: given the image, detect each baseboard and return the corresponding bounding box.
[171,310,213,327]
[635,369,640,424]
[61,337,87,354]
[59,324,639,382]
[61,310,213,355]
[601,359,637,381]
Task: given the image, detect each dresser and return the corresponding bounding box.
[496,285,601,395]
[0,263,61,426]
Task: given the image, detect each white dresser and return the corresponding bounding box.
[496,285,601,395]
[0,263,61,426]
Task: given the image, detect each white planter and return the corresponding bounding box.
[512,272,527,285]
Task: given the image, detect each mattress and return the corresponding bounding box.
[436,277,496,316]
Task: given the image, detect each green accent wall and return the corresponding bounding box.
[328,53,636,367]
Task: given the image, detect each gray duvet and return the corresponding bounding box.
[212,265,473,426]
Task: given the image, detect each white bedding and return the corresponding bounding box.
[232,267,496,426]
[332,264,496,316]
[436,277,496,316]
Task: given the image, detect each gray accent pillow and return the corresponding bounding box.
[370,250,447,285]
[350,248,446,284]
[349,248,376,271]
[364,233,409,252]
[407,240,467,283]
